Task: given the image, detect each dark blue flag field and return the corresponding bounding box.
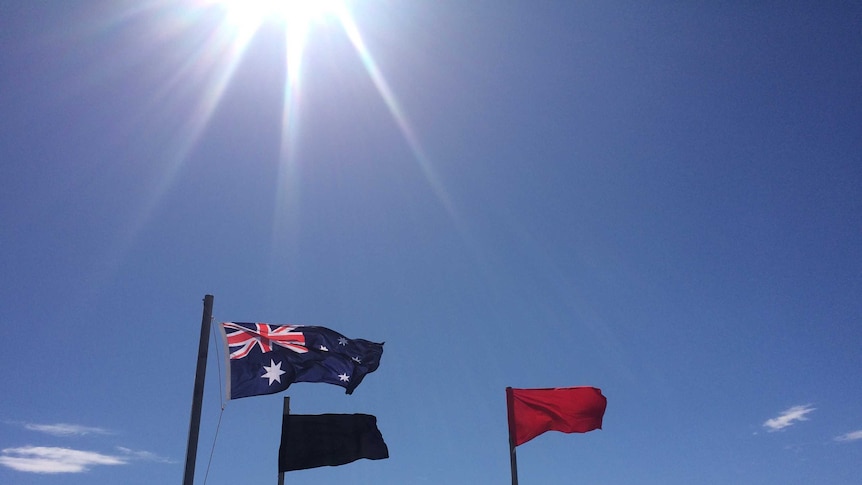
[221,322,384,399]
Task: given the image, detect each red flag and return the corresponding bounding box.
[506,387,607,446]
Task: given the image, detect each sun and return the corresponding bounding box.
[212,0,345,95]
[208,0,456,220]
[109,0,455,257]
[218,0,341,32]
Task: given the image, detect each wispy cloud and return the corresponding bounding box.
[0,423,175,473]
[116,447,177,464]
[763,404,815,431]
[834,430,862,442]
[0,446,126,474]
[23,422,113,437]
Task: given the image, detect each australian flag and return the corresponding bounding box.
[221,322,384,399]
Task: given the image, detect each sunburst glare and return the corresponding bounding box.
[103,0,458,267]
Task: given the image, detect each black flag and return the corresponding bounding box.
[279,414,389,472]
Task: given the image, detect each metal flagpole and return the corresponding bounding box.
[506,387,519,485]
[183,294,214,485]
[278,396,290,485]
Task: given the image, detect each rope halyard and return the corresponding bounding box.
[202,316,226,485]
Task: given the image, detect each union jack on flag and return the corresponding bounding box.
[220,322,384,399]
[223,322,308,359]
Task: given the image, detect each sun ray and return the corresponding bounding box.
[270,11,308,264]
[86,0,267,281]
[334,5,459,221]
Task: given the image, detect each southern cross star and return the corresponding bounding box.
[338,373,350,382]
[261,359,286,385]
[319,345,328,351]
[352,356,361,363]
[338,337,348,346]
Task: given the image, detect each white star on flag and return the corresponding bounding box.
[352,356,362,363]
[338,373,350,382]
[338,337,348,346]
[319,345,328,351]
[261,359,286,385]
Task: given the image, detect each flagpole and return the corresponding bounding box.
[183,294,214,485]
[278,396,290,485]
[506,387,519,485]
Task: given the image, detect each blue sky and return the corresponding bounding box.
[1,1,861,484]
